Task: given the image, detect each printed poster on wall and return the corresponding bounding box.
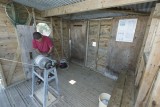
[116,19,137,42]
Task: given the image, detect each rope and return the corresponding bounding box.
[0,57,34,66]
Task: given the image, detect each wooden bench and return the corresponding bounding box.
[108,71,135,107]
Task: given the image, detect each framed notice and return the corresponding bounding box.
[116,19,137,42]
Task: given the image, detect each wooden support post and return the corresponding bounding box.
[135,16,159,88]
[95,20,101,70]
[0,61,7,88]
[135,19,160,107]
[85,21,89,67]
[32,8,36,30]
[135,9,154,76]
[52,19,60,40]
[11,3,16,25]
[60,18,64,57]
[26,13,33,26]
[50,17,53,38]
[69,27,71,59]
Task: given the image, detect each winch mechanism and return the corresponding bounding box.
[31,55,60,107]
[34,55,56,69]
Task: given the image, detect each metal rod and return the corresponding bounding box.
[69,28,71,59]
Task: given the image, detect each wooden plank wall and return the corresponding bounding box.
[106,16,148,74]
[0,3,52,86]
[67,15,148,77]
[51,17,70,60]
[85,16,148,76]
[0,2,69,86]
[51,18,62,59]
[0,5,25,85]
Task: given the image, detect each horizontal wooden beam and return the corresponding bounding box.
[104,9,149,15]
[42,0,157,17]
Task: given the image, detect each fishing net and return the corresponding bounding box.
[5,2,30,25]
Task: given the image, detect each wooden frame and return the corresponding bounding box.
[135,3,160,107]
[135,9,154,87]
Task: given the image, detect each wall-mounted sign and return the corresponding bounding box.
[116,19,137,42]
[92,42,96,47]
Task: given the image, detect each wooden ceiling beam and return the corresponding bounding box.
[103,9,149,15]
[41,0,157,17]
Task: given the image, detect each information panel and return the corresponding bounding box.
[116,19,137,42]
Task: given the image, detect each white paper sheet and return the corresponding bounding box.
[116,19,137,42]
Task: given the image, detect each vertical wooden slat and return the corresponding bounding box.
[50,17,53,38]
[62,20,70,59]
[85,21,89,66]
[86,20,99,69]
[11,3,16,25]
[60,18,64,57]
[95,20,101,69]
[52,19,60,39]
[32,8,36,30]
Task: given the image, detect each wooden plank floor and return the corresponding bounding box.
[0,63,115,107]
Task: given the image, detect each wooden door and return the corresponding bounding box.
[86,19,112,72]
[70,21,87,65]
[96,20,112,74]
[86,21,100,69]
